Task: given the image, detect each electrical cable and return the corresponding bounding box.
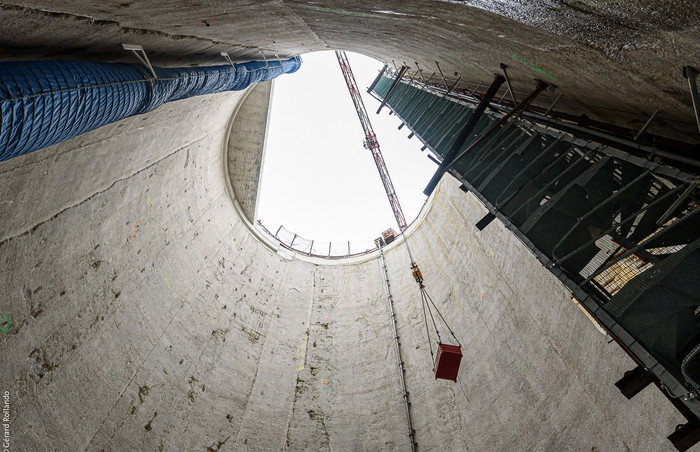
[660,383,700,400]
[457,375,470,403]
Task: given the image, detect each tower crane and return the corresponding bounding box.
[335,50,407,232]
[335,51,463,386]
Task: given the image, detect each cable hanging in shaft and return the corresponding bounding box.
[403,232,463,379]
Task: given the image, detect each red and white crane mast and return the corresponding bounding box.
[335,50,408,231]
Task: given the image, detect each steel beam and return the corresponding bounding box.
[367,64,388,94]
[442,79,549,175]
[615,365,655,399]
[423,73,506,196]
[668,420,700,452]
[657,181,699,226]
[377,66,408,114]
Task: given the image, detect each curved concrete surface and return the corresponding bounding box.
[0,89,685,450]
[1,1,698,451]
[1,1,699,141]
[226,80,273,224]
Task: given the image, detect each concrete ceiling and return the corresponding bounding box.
[1,1,699,140]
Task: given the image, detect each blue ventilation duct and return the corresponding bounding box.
[0,57,301,161]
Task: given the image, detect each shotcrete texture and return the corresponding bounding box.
[0,1,698,451]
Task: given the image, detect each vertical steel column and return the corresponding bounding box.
[378,245,417,452]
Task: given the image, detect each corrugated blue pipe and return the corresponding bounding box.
[0,57,301,161]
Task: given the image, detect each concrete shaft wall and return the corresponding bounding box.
[1,1,698,451]
[227,80,273,223]
[0,89,685,450]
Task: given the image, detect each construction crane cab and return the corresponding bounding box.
[374,228,397,247]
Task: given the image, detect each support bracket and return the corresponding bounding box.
[633,110,660,141]
[122,44,157,79]
[447,73,462,95]
[414,62,426,83]
[476,212,496,231]
[435,60,449,89]
[259,51,269,68]
[470,81,482,96]
[683,66,700,135]
[668,420,700,452]
[499,63,517,106]
[220,52,236,70]
[544,93,562,116]
[615,365,655,399]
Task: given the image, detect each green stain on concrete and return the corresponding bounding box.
[448,55,487,76]
[309,6,372,17]
[0,313,9,333]
[510,54,567,86]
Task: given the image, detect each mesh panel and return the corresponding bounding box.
[603,237,700,389]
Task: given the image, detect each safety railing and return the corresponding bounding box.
[256,221,379,259]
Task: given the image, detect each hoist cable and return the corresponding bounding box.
[422,288,461,347]
[420,287,435,365]
[421,288,442,346]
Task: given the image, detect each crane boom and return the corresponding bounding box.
[335,50,408,231]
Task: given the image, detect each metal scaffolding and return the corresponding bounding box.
[371,69,700,450]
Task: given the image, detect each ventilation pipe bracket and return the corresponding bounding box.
[259,51,269,68]
[122,43,157,79]
[220,52,236,71]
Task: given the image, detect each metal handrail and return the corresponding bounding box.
[256,221,379,259]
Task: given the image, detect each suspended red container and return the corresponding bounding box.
[434,343,462,382]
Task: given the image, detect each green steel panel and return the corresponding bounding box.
[372,74,700,398]
[433,108,473,158]
[373,76,392,97]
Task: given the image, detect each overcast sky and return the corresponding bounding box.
[257,51,436,253]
